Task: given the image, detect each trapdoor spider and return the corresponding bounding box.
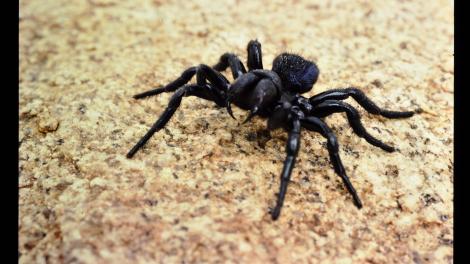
[127,40,415,220]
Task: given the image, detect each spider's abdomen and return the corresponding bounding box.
[272,53,319,94]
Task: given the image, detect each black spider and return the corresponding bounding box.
[127,40,415,220]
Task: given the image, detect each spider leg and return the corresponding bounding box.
[127,84,225,158]
[300,116,363,209]
[213,53,247,79]
[247,40,264,71]
[309,87,415,118]
[195,64,230,90]
[133,64,229,100]
[133,67,197,99]
[272,118,301,220]
[311,100,395,152]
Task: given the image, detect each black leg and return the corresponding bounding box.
[247,40,263,71]
[186,84,227,107]
[127,84,223,158]
[194,64,230,92]
[213,53,247,79]
[312,100,395,152]
[300,116,363,209]
[309,87,415,118]
[133,64,229,100]
[272,118,301,220]
[133,67,197,99]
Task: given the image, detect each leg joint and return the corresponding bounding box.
[326,133,339,152]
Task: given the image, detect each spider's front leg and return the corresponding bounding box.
[271,117,301,220]
[301,116,363,209]
[309,87,415,118]
[311,100,395,152]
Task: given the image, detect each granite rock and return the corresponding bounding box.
[19,0,453,263]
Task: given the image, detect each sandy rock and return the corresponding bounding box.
[19,0,453,263]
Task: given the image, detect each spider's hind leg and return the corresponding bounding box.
[301,116,363,209]
[213,53,247,79]
[133,67,197,99]
[133,64,229,100]
[311,100,395,152]
[309,87,415,118]
[127,84,225,158]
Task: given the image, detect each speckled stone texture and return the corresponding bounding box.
[19,0,453,263]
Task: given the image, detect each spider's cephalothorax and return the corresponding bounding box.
[127,40,415,220]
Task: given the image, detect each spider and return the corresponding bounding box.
[126,40,415,220]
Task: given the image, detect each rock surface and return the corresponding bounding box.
[19,0,453,263]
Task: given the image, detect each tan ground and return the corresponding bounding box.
[19,0,453,263]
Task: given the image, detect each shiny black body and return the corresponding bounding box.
[127,40,415,220]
